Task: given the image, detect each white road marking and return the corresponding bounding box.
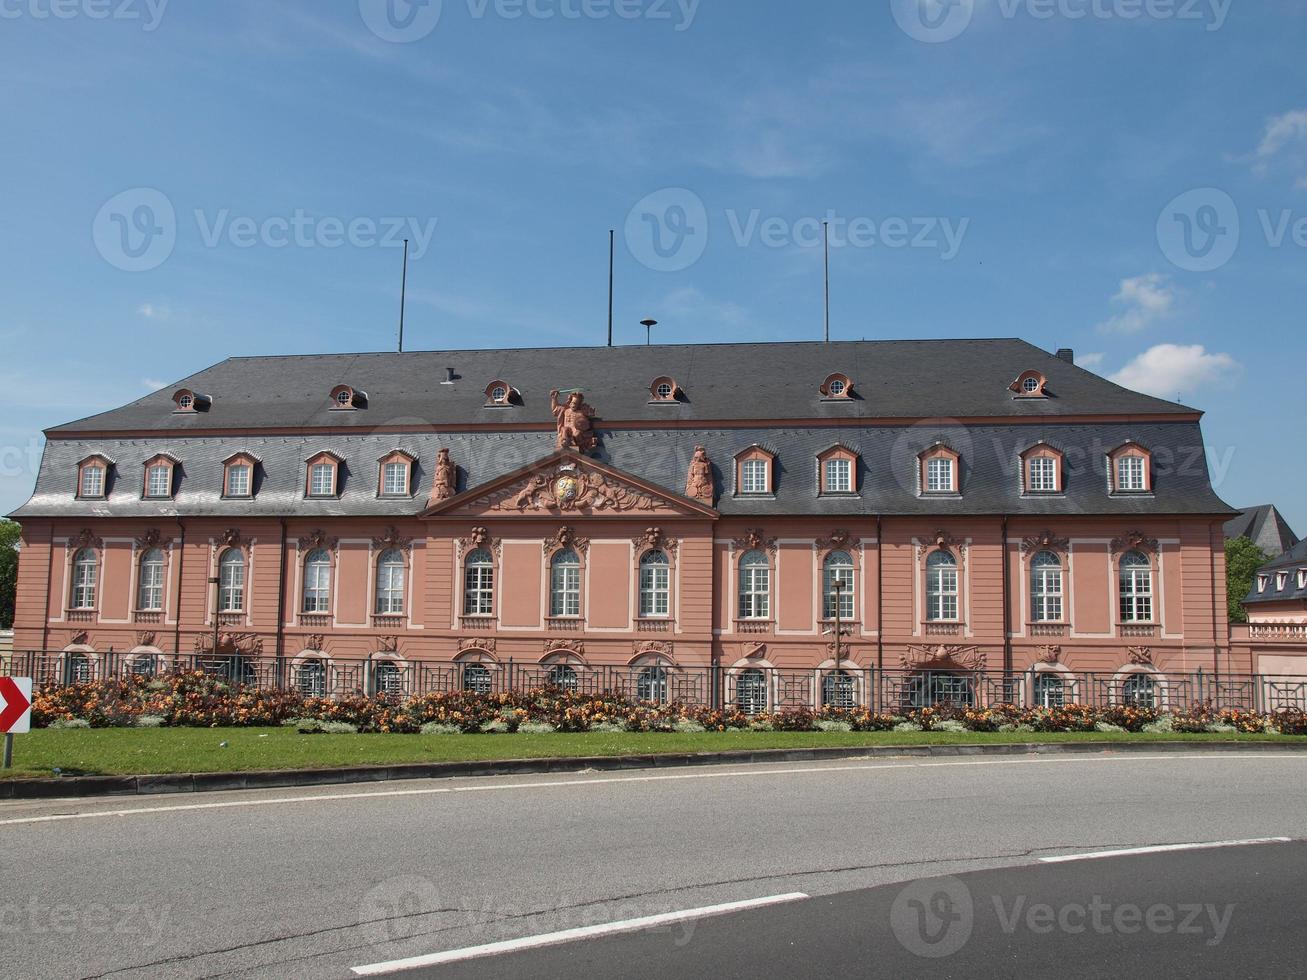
[1040,837,1294,863]
[349,892,811,975]
[0,753,1300,827]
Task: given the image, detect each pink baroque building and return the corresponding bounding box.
[8,339,1256,711]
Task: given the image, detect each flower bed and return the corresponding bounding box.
[29,673,1307,737]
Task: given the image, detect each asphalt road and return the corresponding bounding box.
[1,751,1305,978]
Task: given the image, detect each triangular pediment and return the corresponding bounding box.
[420,452,718,520]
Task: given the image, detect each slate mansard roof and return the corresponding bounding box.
[1245,538,1307,606]
[15,338,1233,520]
[1224,504,1300,557]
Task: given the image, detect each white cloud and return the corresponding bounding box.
[137,302,172,321]
[1109,344,1240,400]
[659,286,749,328]
[1254,109,1307,186]
[142,378,168,391]
[1096,273,1178,334]
[1076,352,1105,369]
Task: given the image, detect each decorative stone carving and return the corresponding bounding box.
[740,641,768,660]
[815,529,860,554]
[297,529,339,553]
[633,639,672,658]
[543,638,584,657]
[458,526,500,558]
[733,528,778,557]
[900,644,987,671]
[1038,645,1062,664]
[493,464,660,514]
[545,526,589,556]
[916,531,967,568]
[1020,530,1070,556]
[1112,531,1158,555]
[304,635,327,652]
[69,529,102,552]
[550,389,599,454]
[376,636,400,653]
[194,632,264,656]
[430,448,457,504]
[135,631,158,648]
[824,641,857,661]
[632,527,678,554]
[69,631,91,647]
[684,445,715,504]
[1128,646,1154,665]
[221,528,243,548]
[372,526,412,553]
[134,528,172,552]
[458,637,496,655]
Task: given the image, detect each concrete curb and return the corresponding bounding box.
[3,739,1304,801]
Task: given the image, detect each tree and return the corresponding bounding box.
[1225,535,1270,625]
[0,519,18,630]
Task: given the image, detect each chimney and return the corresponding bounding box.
[1055,348,1075,365]
[442,367,455,385]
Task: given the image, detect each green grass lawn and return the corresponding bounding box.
[2,727,1304,779]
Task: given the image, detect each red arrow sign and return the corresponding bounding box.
[0,678,32,735]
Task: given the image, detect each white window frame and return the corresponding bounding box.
[1119,551,1153,623]
[1030,551,1063,623]
[463,549,495,617]
[1116,455,1146,493]
[381,461,409,497]
[926,456,955,493]
[145,463,171,498]
[639,550,671,618]
[70,548,98,609]
[218,548,245,613]
[1028,455,1057,493]
[740,457,770,495]
[550,549,582,618]
[303,549,332,614]
[822,551,855,621]
[824,457,853,494]
[738,550,770,620]
[79,465,105,498]
[137,548,166,611]
[225,463,251,498]
[926,550,959,621]
[309,462,336,498]
[374,549,406,616]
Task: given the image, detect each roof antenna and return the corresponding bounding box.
[607,229,615,347]
[823,220,831,343]
[397,238,409,353]
[641,318,657,345]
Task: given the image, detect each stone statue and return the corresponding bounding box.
[430,448,456,503]
[685,445,715,503]
[551,390,598,454]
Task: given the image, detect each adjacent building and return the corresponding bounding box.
[8,339,1247,707]
[1225,504,1299,558]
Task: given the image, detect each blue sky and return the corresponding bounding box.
[1,0,1304,530]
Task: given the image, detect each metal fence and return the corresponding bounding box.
[8,650,1307,715]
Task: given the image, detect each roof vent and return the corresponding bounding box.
[442,367,456,385]
[1055,348,1075,365]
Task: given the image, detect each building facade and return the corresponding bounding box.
[8,339,1248,708]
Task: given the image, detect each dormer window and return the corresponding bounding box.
[1109,442,1152,494]
[172,388,209,413]
[142,454,177,500]
[1011,371,1047,398]
[818,445,858,495]
[330,385,365,410]
[735,447,775,496]
[1258,574,1269,593]
[1298,569,1307,590]
[377,450,415,498]
[821,374,854,399]
[1277,572,1289,591]
[305,453,341,498]
[223,453,257,498]
[919,445,960,495]
[77,456,110,499]
[1021,443,1064,495]
[484,380,517,406]
[649,377,681,402]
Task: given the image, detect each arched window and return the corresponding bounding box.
[1122,672,1156,708]
[737,668,768,715]
[550,549,581,618]
[463,549,494,617]
[637,666,669,704]
[1119,551,1153,623]
[375,549,406,615]
[302,549,331,614]
[371,659,404,697]
[1030,551,1063,623]
[823,551,855,621]
[137,548,165,612]
[462,663,493,695]
[70,548,98,610]
[547,664,578,693]
[1033,672,1065,708]
[738,550,770,620]
[218,548,245,612]
[822,670,855,709]
[297,659,327,697]
[129,654,161,679]
[63,651,93,685]
[639,550,670,618]
[926,551,959,621]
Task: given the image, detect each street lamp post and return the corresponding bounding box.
[828,578,845,708]
[209,575,221,665]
